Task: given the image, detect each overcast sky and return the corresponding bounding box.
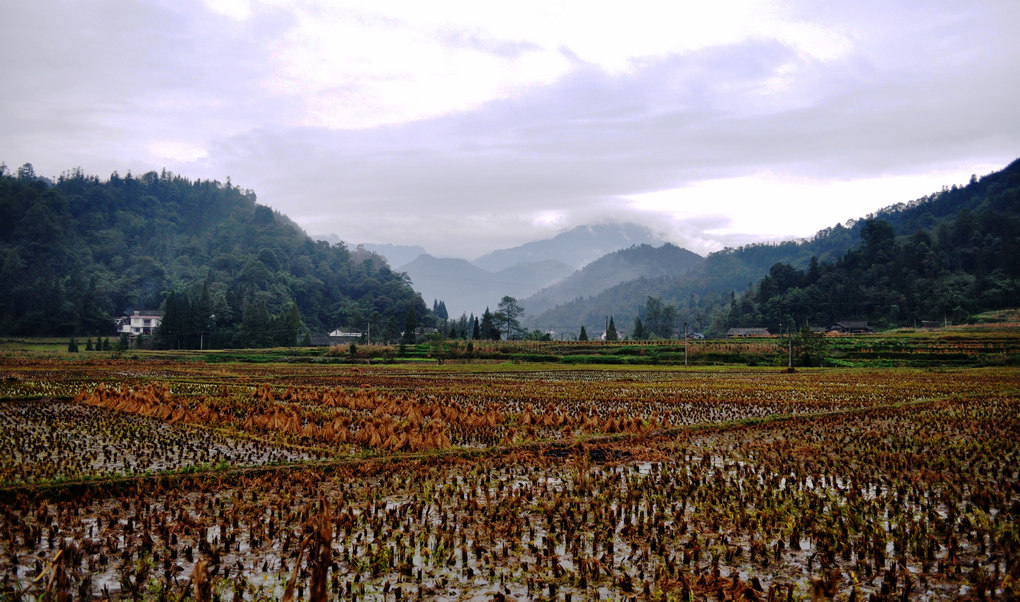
[2,0,1017,258]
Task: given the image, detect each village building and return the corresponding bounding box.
[828,321,874,334]
[308,329,364,346]
[115,310,163,336]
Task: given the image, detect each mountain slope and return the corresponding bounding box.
[529,158,1020,336]
[725,159,1020,332]
[473,222,663,272]
[0,167,427,340]
[522,243,703,317]
[528,231,855,334]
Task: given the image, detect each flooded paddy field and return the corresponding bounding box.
[0,360,1016,599]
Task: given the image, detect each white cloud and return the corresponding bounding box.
[146,140,209,163]
[531,210,567,228]
[1,0,1017,261]
[255,0,853,128]
[625,164,1006,253]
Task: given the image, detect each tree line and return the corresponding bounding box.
[725,208,1020,331]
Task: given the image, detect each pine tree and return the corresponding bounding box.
[480,308,499,341]
[85,337,94,351]
[606,316,618,341]
[67,337,79,352]
[632,317,646,340]
[579,325,588,341]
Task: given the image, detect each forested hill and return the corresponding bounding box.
[0,166,428,342]
[726,158,1020,332]
[528,211,859,334]
[522,243,703,318]
[530,158,1020,336]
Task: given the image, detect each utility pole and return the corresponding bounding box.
[787,313,793,369]
[683,320,688,367]
[779,300,792,369]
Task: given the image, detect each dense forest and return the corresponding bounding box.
[530,158,1020,337]
[0,164,429,346]
[726,163,1020,331]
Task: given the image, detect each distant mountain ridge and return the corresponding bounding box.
[472,223,663,272]
[522,243,703,317]
[384,222,670,317]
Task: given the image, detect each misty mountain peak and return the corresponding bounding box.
[472,222,664,272]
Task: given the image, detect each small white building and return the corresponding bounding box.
[116,310,163,336]
[328,329,363,338]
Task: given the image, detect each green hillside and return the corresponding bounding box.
[0,166,428,344]
[726,162,1020,332]
[530,158,1020,337]
[522,243,703,318]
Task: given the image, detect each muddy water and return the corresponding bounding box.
[0,399,312,484]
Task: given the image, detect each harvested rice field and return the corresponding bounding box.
[0,359,1017,600]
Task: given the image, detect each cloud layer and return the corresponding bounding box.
[2,0,1017,257]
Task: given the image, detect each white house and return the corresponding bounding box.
[116,310,163,336]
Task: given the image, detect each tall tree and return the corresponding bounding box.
[156,291,193,349]
[434,300,448,320]
[606,316,618,341]
[495,295,524,340]
[578,325,588,341]
[632,317,646,340]
[644,296,676,338]
[479,308,499,341]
